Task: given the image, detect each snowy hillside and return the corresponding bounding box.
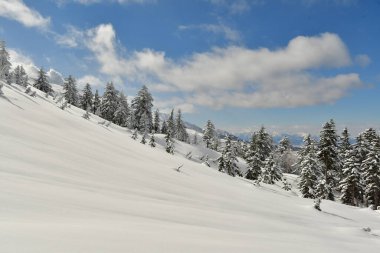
[1,81,380,253]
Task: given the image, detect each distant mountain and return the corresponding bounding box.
[234,132,307,147]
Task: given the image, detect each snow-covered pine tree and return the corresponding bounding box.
[5,71,12,85]
[337,127,351,183]
[63,75,79,106]
[339,148,363,206]
[113,92,129,127]
[100,82,119,122]
[149,134,156,147]
[203,120,216,149]
[245,127,273,180]
[361,138,380,209]
[217,135,240,176]
[0,41,11,80]
[33,68,51,93]
[167,109,176,138]
[317,119,339,200]
[161,120,168,134]
[175,109,189,142]
[203,154,210,167]
[13,65,28,86]
[153,109,160,133]
[298,134,319,198]
[140,133,147,144]
[131,129,138,140]
[80,83,93,111]
[0,82,4,95]
[261,153,282,184]
[131,85,153,132]
[165,131,174,154]
[277,136,294,173]
[92,89,101,115]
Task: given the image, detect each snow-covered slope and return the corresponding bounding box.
[1,82,380,253]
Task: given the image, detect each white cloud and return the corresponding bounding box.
[178,23,241,43]
[57,0,155,5]
[0,0,50,29]
[9,49,64,83]
[355,54,371,67]
[58,23,362,110]
[77,75,104,89]
[208,0,264,14]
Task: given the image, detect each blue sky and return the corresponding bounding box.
[1,0,379,135]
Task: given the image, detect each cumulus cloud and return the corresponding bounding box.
[178,23,241,43]
[58,23,362,111]
[355,54,371,67]
[77,75,104,89]
[9,49,64,83]
[0,0,50,29]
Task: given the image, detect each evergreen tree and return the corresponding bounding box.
[131,129,138,140]
[149,134,156,147]
[161,120,168,134]
[339,148,363,206]
[5,71,12,85]
[63,75,79,105]
[80,83,93,110]
[245,127,273,180]
[165,131,174,154]
[298,135,319,198]
[0,82,4,95]
[113,92,129,127]
[140,133,147,144]
[0,41,11,80]
[131,85,154,132]
[277,136,293,173]
[167,109,176,137]
[100,82,118,121]
[317,119,339,200]
[217,135,240,176]
[13,65,28,86]
[175,109,189,142]
[361,138,380,209]
[93,89,101,115]
[261,153,282,184]
[153,109,160,133]
[33,68,51,93]
[337,127,351,183]
[203,120,216,149]
[193,133,198,145]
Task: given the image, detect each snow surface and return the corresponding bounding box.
[1,82,380,252]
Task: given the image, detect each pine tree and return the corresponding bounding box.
[203,120,216,149]
[153,109,160,133]
[175,109,189,142]
[165,131,174,154]
[339,148,363,206]
[140,133,147,144]
[149,134,156,147]
[245,127,273,180]
[361,138,380,209]
[13,65,28,86]
[100,82,118,121]
[131,85,153,132]
[193,133,198,145]
[317,119,339,200]
[217,135,240,176]
[261,153,282,184]
[33,68,51,93]
[80,83,93,110]
[298,135,319,198]
[337,127,351,183]
[5,71,12,85]
[167,109,176,137]
[161,120,168,134]
[113,92,129,127]
[0,41,11,80]
[277,136,293,173]
[63,75,79,105]
[0,82,4,95]
[131,129,138,140]
[93,89,101,115]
